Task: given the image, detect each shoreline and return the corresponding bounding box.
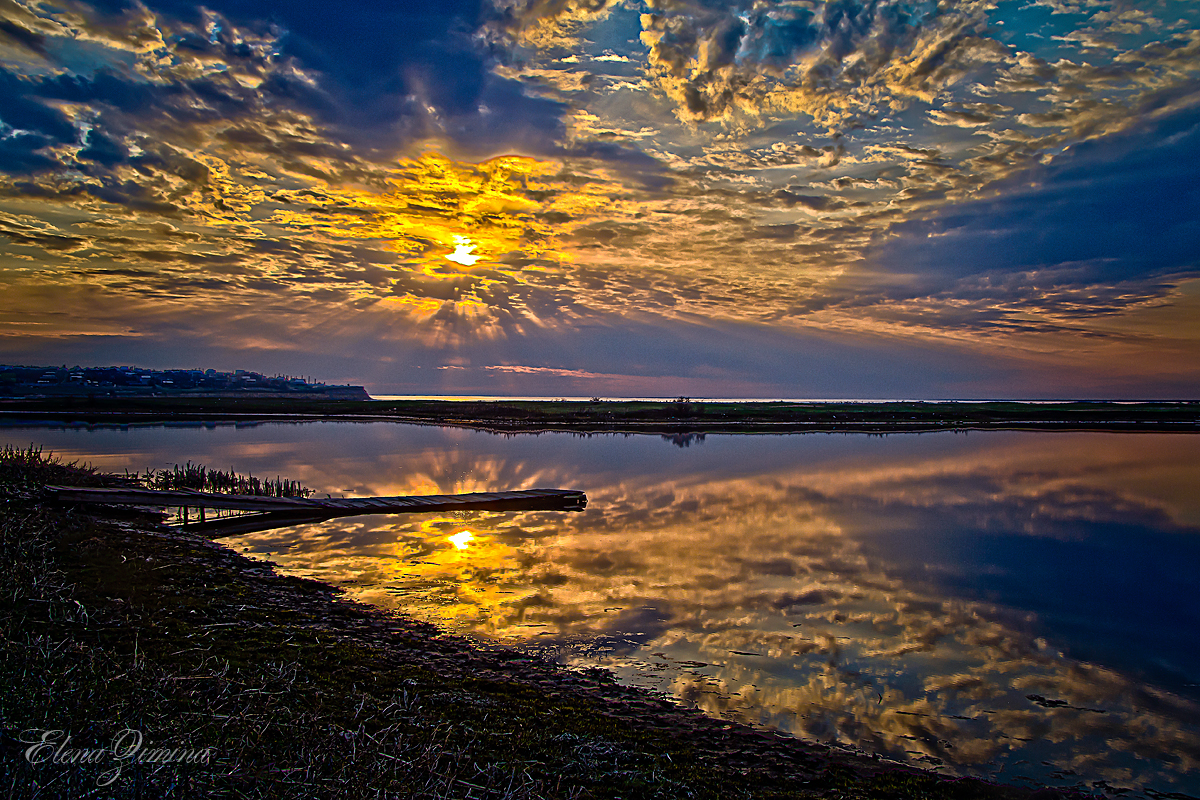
[1,396,1198,434]
[0,449,1089,798]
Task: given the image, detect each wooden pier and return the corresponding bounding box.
[49,485,587,536]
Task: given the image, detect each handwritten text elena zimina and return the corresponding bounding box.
[20,728,214,787]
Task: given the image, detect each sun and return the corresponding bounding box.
[445,235,481,266]
[447,530,474,550]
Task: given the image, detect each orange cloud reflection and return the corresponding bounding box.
[217,433,1200,792]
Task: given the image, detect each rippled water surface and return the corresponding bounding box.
[5,421,1199,796]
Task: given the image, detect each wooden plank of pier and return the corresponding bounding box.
[48,486,588,515]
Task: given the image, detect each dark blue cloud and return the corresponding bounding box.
[0,17,48,56]
[0,71,77,143]
[132,0,565,153]
[736,4,818,66]
[438,73,567,157]
[865,103,1200,290]
[39,69,168,114]
[77,129,128,167]
[565,140,672,191]
[0,64,257,176]
[0,132,59,172]
[0,0,572,178]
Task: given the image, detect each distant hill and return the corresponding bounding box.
[0,365,370,400]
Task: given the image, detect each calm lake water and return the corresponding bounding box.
[5,421,1199,796]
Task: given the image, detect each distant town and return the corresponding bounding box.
[0,364,370,400]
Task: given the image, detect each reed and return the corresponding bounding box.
[138,461,312,498]
[1,444,100,496]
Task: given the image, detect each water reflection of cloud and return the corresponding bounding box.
[220,436,1200,794]
[16,424,1199,794]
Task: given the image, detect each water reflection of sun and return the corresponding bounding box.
[384,520,541,635]
[447,530,474,549]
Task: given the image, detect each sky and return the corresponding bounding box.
[1,0,1198,398]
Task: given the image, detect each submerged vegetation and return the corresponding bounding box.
[0,446,1084,798]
